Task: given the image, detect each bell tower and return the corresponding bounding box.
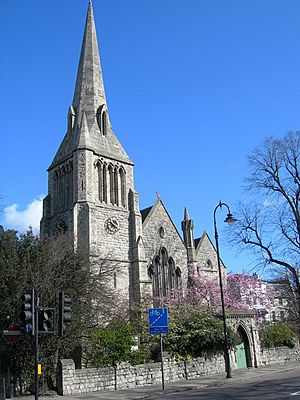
[41,1,144,307]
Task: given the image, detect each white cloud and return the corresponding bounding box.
[3,196,44,234]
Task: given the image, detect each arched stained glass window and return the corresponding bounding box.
[149,249,182,298]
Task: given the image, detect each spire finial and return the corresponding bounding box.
[156,190,160,199]
[184,207,190,221]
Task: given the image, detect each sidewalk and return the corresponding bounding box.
[17,361,300,400]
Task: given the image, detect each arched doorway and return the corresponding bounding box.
[235,325,251,369]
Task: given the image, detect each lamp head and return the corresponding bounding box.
[224,213,238,224]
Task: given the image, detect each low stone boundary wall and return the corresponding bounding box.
[259,346,300,366]
[57,354,225,395]
[57,345,300,395]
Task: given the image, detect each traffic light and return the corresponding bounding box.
[38,308,54,334]
[58,292,72,336]
[20,289,35,335]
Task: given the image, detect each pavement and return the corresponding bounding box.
[16,361,300,400]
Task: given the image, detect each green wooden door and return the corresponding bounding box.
[235,342,247,369]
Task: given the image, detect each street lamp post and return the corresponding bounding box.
[213,201,237,379]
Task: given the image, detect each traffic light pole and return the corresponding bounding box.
[34,295,39,400]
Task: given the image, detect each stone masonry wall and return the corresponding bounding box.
[57,354,225,395]
[58,345,300,395]
[259,346,300,366]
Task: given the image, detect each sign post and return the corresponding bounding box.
[148,308,169,391]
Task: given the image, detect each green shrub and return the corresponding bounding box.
[260,323,296,348]
[161,305,236,360]
[88,320,149,367]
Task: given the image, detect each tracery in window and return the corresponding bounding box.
[95,161,126,208]
[149,249,181,298]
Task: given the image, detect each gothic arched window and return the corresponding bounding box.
[175,267,182,289]
[161,248,168,296]
[102,164,107,203]
[149,249,182,298]
[168,258,175,289]
[97,162,103,201]
[114,167,119,206]
[108,165,114,204]
[154,257,160,297]
[102,111,108,135]
[119,168,126,207]
[96,106,108,136]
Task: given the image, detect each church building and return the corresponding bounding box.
[40,1,226,310]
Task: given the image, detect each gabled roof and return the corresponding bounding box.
[140,206,153,223]
[141,197,185,245]
[195,230,227,269]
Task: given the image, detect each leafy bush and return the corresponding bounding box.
[260,323,297,348]
[88,320,149,367]
[160,305,236,360]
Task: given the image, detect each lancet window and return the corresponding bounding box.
[119,168,126,207]
[148,248,182,298]
[102,164,107,203]
[53,160,73,212]
[96,106,108,136]
[102,111,108,135]
[95,161,126,207]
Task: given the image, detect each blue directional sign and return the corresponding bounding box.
[148,307,169,335]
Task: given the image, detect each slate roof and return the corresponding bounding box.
[140,206,153,222]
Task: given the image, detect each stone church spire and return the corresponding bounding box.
[50,1,132,169]
[72,1,107,129]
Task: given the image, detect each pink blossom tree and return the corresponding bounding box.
[227,272,275,312]
[156,266,274,316]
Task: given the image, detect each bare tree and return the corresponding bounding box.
[230,131,300,333]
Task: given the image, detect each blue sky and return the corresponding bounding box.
[1,0,300,274]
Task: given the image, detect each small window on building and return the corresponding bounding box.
[175,267,182,288]
[113,272,117,289]
[102,111,108,135]
[206,259,213,269]
[96,106,108,135]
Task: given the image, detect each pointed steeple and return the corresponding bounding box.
[184,207,190,221]
[72,1,107,129]
[49,2,132,169]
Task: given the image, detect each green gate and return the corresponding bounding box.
[235,342,247,369]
